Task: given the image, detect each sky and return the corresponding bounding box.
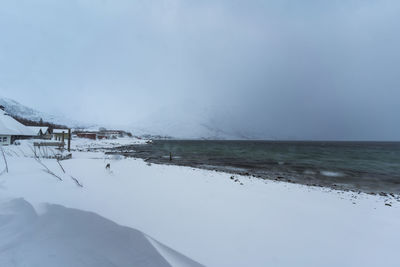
[0,0,399,140]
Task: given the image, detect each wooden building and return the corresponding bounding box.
[52,129,70,141]
[76,132,97,140]
[27,126,50,137]
[0,107,35,145]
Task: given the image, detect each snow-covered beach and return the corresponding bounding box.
[2,0,400,265]
[1,138,399,267]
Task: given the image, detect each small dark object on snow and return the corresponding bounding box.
[385,203,392,207]
[230,176,235,180]
[169,152,173,161]
[379,192,388,197]
[106,163,111,170]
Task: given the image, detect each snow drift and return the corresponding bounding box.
[0,198,203,267]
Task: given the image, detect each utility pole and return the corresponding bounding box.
[68,129,71,152]
[62,131,65,150]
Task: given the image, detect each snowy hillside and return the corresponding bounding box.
[0,97,85,128]
[0,97,263,139]
[126,108,263,140]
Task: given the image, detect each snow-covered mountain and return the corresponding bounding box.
[0,97,261,139]
[125,106,265,140]
[128,121,259,140]
[0,97,85,128]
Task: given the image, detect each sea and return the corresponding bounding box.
[111,140,400,194]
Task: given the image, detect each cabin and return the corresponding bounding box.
[0,106,35,145]
[74,129,131,140]
[27,126,49,137]
[52,129,70,141]
[75,132,97,140]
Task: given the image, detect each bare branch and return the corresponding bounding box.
[70,175,83,187]
[57,160,66,173]
[30,146,63,181]
[0,147,8,173]
[29,145,83,187]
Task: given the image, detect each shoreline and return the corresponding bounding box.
[104,147,400,197]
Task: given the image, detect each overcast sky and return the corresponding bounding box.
[1,0,399,140]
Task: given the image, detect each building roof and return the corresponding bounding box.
[0,110,35,136]
[27,126,49,135]
[53,129,69,134]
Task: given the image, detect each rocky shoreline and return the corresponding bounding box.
[103,144,400,204]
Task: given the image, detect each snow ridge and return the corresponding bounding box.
[0,198,204,267]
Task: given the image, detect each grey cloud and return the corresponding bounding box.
[0,0,399,140]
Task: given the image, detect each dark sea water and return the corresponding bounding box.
[112,140,400,194]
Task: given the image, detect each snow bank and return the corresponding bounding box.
[72,137,148,151]
[0,198,203,267]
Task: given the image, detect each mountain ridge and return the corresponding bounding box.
[0,97,84,128]
[0,97,257,139]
